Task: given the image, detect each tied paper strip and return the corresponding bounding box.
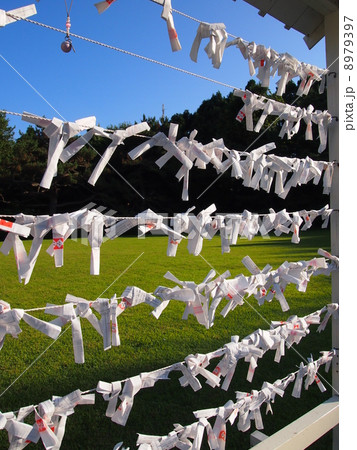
[106,370,172,426]
[94,0,117,14]
[226,38,327,95]
[62,288,158,360]
[161,0,181,52]
[22,113,96,189]
[87,122,150,186]
[152,250,338,327]
[148,1,181,52]
[0,300,61,351]
[0,4,37,27]
[0,311,336,448]
[128,122,334,200]
[0,204,333,285]
[9,250,331,363]
[46,302,86,364]
[22,112,150,189]
[132,350,334,450]
[167,206,195,256]
[233,89,332,152]
[60,121,150,186]
[190,22,228,69]
[2,390,95,449]
[0,218,30,238]
[2,213,71,284]
[106,208,184,241]
[128,123,194,201]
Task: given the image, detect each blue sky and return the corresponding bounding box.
[1,0,328,136]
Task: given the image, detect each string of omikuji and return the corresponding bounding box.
[3,8,332,201]
[5,6,332,198]
[233,89,332,153]
[127,350,336,450]
[5,6,332,200]
[4,3,327,98]
[2,4,336,448]
[0,300,337,449]
[0,249,338,362]
[0,110,334,200]
[127,124,334,201]
[0,345,336,450]
[95,0,328,97]
[0,203,333,284]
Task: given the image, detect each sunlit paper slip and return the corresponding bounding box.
[1,391,95,449]
[0,312,337,448]
[45,302,85,364]
[129,351,334,449]
[1,4,37,27]
[148,1,182,52]
[45,209,88,268]
[162,124,215,200]
[87,122,150,186]
[0,218,30,238]
[167,206,195,256]
[0,300,61,352]
[190,22,228,69]
[163,270,224,329]
[80,209,106,275]
[0,214,34,283]
[23,213,70,284]
[98,369,172,427]
[186,204,217,256]
[64,294,104,356]
[94,0,117,14]
[21,112,96,189]
[233,89,266,131]
[226,38,280,88]
[63,289,157,359]
[128,124,194,201]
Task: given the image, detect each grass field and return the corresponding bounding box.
[0,230,334,449]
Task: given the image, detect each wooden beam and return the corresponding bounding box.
[251,397,339,449]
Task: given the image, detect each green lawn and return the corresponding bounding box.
[0,231,334,449]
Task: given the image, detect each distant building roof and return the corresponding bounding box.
[241,0,339,48]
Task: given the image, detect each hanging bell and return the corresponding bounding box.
[61,36,73,53]
[61,14,75,53]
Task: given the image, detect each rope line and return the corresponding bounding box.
[7,14,238,92]
[172,7,239,40]
[0,206,335,221]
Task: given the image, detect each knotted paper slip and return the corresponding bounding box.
[18,112,334,199]
[0,4,37,27]
[131,350,334,449]
[226,38,327,96]
[0,304,337,449]
[152,249,338,328]
[1,204,333,284]
[0,270,338,363]
[128,123,334,200]
[233,89,332,152]
[22,111,150,189]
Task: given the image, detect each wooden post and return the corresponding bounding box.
[324,9,339,449]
